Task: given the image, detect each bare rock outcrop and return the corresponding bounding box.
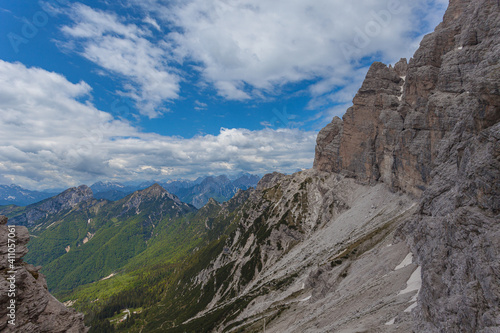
[313,116,343,173]
[404,123,500,332]
[314,0,499,331]
[314,0,499,198]
[8,185,94,227]
[0,216,88,332]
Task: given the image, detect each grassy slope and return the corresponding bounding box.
[73,200,241,332]
[23,190,197,295]
[10,185,248,332]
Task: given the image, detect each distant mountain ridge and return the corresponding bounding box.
[89,174,260,207]
[0,174,261,209]
[0,184,57,206]
[168,174,260,208]
[3,185,96,227]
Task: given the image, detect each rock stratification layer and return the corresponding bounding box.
[0,216,88,332]
[314,0,499,331]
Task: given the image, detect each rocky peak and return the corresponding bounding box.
[206,197,221,206]
[0,216,88,332]
[314,0,499,197]
[256,172,285,190]
[121,183,189,215]
[129,183,182,204]
[138,183,167,197]
[313,0,500,331]
[56,185,94,207]
[6,185,95,227]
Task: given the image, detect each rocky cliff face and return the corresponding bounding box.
[0,216,88,332]
[314,0,500,331]
[314,0,499,198]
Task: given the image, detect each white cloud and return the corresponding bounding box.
[60,3,180,118]
[59,0,447,113]
[143,16,162,32]
[149,0,446,104]
[0,60,316,190]
[194,100,208,111]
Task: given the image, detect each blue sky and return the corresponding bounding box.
[0,0,447,190]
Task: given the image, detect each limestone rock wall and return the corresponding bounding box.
[0,216,88,332]
[314,0,500,198]
[314,0,500,331]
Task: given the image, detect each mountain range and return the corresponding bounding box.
[0,184,57,206]
[91,174,260,208]
[0,173,260,209]
[0,1,498,332]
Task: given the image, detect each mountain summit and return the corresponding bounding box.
[5,185,95,227]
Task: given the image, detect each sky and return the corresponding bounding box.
[0,0,448,190]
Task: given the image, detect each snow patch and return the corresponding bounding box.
[404,302,418,313]
[399,266,422,313]
[397,76,405,101]
[395,252,413,270]
[458,46,463,50]
[398,266,421,295]
[300,295,311,302]
[385,317,396,326]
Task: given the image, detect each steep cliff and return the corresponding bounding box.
[314,0,500,331]
[0,216,88,332]
[314,0,499,198]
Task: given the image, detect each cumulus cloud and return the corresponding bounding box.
[59,3,180,118]
[0,60,316,190]
[147,0,446,104]
[59,1,447,111]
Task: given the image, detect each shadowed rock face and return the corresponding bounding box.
[0,216,88,332]
[314,0,500,331]
[314,0,500,198]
